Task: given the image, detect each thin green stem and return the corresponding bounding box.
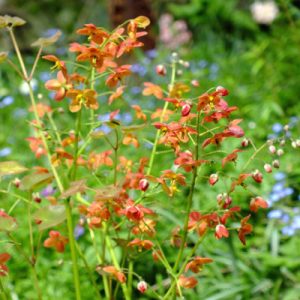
[47,112,62,145]
[104,224,131,300]
[0,278,8,300]
[242,143,267,171]
[29,46,43,80]
[65,201,82,300]
[147,61,176,176]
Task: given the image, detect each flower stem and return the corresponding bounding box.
[147,61,176,175]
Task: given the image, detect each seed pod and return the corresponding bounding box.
[272,159,280,168]
[277,149,284,156]
[252,170,263,183]
[241,138,249,147]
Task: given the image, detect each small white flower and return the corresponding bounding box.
[19,78,38,95]
[251,1,279,25]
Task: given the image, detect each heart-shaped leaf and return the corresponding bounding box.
[33,205,66,231]
[20,172,53,191]
[0,161,28,178]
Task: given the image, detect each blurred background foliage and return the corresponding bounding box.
[1,0,300,299]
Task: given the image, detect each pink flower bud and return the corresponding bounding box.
[241,138,249,147]
[181,103,191,117]
[269,145,276,154]
[272,159,280,168]
[139,179,149,192]
[32,192,42,203]
[216,86,229,96]
[137,281,147,293]
[264,164,272,173]
[191,79,199,87]
[209,174,218,186]
[155,64,166,76]
[252,170,263,183]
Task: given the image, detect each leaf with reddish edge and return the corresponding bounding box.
[33,205,66,231]
[59,179,87,199]
[0,161,28,178]
[222,149,243,168]
[0,211,17,232]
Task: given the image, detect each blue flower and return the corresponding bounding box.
[0,147,11,157]
[272,123,283,133]
[281,226,295,236]
[131,86,141,95]
[267,209,283,219]
[198,60,208,69]
[97,113,111,122]
[0,96,14,108]
[121,113,133,125]
[131,64,147,76]
[272,182,285,192]
[39,72,51,82]
[145,49,157,59]
[274,172,286,181]
[291,216,300,229]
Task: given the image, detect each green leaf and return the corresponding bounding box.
[0,215,17,232]
[0,161,28,178]
[33,205,66,231]
[121,124,146,133]
[20,173,53,191]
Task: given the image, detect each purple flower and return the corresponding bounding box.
[74,225,85,240]
[0,147,11,157]
[0,96,14,108]
[41,185,55,197]
[281,226,295,236]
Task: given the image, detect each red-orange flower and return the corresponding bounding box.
[0,253,11,277]
[178,275,198,289]
[67,89,98,112]
[238,215,253,245]
[44,230,69,253]
[127,238,154,251]
[250,196,268,212]
[102,266,126,283]
[185,256,213,273]
[215,224,229,240]
[143,82,163,99]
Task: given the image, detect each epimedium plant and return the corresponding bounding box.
[1,13,295,300]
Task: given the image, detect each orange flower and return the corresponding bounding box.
[45,71,72,101]
[26,137,46,158]
[215,224,229,240]
[76,24,109,44]
[43,55,67,77]
[102,266,126,283]
[29,103,52,118]
[143,82,163,99]
[131,105,147,121]
[106,65,131,88]
[127,238,154,251]
[178,275,198,289]
[108,85,125,105]
[44,230,69,253]
[67,89,98,112]
[123,133,139,148]
[185,256,213,273]
[88,150,113,170]
[76,46,107,68]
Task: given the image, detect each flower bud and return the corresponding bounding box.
[209,174,219,186]
[283,124,289,131]
[241,138,249,147]
[292,141,297,148]
[279,139,285,147]
[216,86,229,96]
[269,145,276,154]
[252,170,263,183]
[155,64,166,76]
[277,149,284,156]
[191,79,199,87]
[12,177,21,188]
[272,159,280,168]
[137,281,147,293]
[296,139,300,147]
[181,103,191,117]
[264,163,272,173]
[32,192,42,203]
[139,178,149,192]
